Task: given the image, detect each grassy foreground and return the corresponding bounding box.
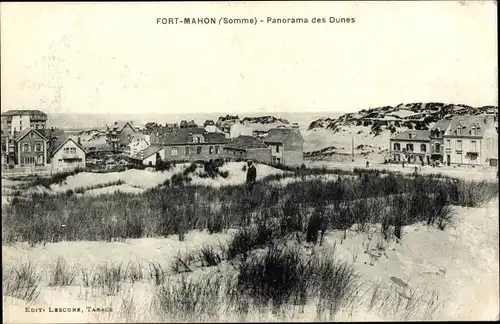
[2,164,498,322]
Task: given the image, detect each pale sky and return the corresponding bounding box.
[1,1,497,115]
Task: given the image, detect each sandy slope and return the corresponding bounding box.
[2,197,498,322]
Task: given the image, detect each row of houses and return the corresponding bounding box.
[389,114,498,166]
[133,124,305,167]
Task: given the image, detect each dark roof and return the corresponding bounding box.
[204,120,215,126]
[14,128,48,142]
[163,128,229,145]
[145,122,157,129]
[1,110,48,118]
[445,115,496,137]
[51,137,86,157]
[152,126,175,136]
[140,144,164,159]
[390,130,431,141]
[263,128,294,143]
[225,135,269,150]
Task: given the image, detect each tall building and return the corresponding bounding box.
[1,110,48,136]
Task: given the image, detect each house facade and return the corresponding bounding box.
[50,138,86,170]
[106,121,143,151]
[263,126,304,167]
[443,115,498,166]
[429,119,452,164]
[14,128,48,167]
[161,129,229,162]
[224,135,272,164]
[1,110,48,136]
[389,130,431,165]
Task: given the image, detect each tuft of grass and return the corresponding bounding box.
[199,245,223,267]
[3,261,41,302]
[152,273,223,322]
[48,256,78,286]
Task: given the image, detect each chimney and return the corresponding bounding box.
[77,137,81,145]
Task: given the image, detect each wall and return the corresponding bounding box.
[9,115,31,135]
[247,148,272,164]
[283,150,304,167]
[163,144,225,162]
[481,127,498,165]
[142,149,165,166]
[51,141,86,169]
[17,131,47,166]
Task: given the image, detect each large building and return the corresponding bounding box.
[443,115,498,166]
[1,110,48,136]
[389,130,431,164]
[106,121,143,152]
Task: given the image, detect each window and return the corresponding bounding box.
[171,147,178,156]
[277,158,281,164]
[35,143,42,152]
[149,161,152,166]
[471,141,477,152]
[393,143,401,151]
[456,152,462,164]
[471,127,477,136]
[36,156,43,164]
[23,143,30,152]
[23,156,35,165]
[70,147,76,154]
[185,147,190,155]
[435,143,441,153]
[197,146,202,154]
[276,145,280,153]
[406,143,414,151]
[209,146,214,154]
[456,140,462,151]
[457,127,462,135]
[420,144,426,152]
[215,146,220,154]
[446,140,451,149]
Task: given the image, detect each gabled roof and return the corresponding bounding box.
[263,128,294,143]
[140,144,164,159]
[390,130,431,141]
[445,115,496,137]
[14,128,48,142]
[51,138,86,157]
[225,135,269,150]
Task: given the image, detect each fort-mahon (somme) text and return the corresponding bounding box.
[157,16,356,25]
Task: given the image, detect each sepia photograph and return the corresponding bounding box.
[1,1,498,322]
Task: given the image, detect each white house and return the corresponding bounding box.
[135,144,165,166]
[204,125,225,134]
[50,138,86,170]
[229,122,253,139]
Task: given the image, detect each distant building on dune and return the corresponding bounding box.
[229,122,253,139]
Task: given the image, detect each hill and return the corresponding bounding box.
[303,102,498,158]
